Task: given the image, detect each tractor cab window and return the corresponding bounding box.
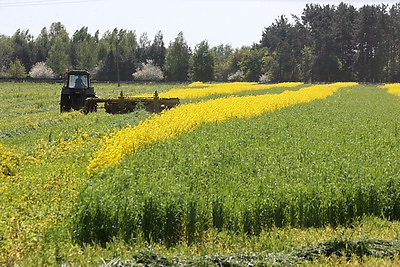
[69,74,88,89]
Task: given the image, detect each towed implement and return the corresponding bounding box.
[84,91,180,114]
[60,70,179,114]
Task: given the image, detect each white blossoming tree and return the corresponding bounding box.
[227,70,244,82]
[132,60,164,81]
[29,62,55,79]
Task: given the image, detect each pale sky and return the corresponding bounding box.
[0,0,398,49]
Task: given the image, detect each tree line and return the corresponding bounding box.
[1,2,400,83]
[262,2,400,83]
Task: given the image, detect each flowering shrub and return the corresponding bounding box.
[132,60,164,81]
[227,70,244,82]
[258,73,271,83]
[87,82,357,172]
[29,62,55,79]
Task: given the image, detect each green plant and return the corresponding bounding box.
[7,59,26,78]
[72,84,400,246]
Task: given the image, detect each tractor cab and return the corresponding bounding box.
[60,70,96,112]
[67,71,89,89]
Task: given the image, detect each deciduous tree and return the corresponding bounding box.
[29,61,55,79]
[11,29,34,71]
[0,35,12,75]
[190,40,214,82]
[7,59,26,78]
[132,59,164,81]
[71,27,98,71]
[149,31,166,69]
[165,32,190,82]
[46,30,70,76]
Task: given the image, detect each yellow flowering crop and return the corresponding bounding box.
[32,131,96,162]
[0,144,22,177]
[87,83,357,173]
[137,82,303,99]
[381,83,400,96]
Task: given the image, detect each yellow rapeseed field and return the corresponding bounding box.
[87,82,357,173]
[159,82,304,99]
[0,128,101,262]
[136,82,303,99]
[0,144,21,177]
[381,83,400,96]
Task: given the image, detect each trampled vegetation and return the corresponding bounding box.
[2,82,400,266]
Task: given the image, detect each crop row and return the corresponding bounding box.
[71,83,400,247]
[88,82,356,172]
[155,82,303,99]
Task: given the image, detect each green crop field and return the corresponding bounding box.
[2,82,400,266]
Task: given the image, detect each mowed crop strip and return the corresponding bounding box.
[0,82,172,263]
[88,82,356,172]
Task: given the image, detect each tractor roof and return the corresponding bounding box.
[67,70,90,75]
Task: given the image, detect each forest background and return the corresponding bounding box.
[1,2,400,83]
